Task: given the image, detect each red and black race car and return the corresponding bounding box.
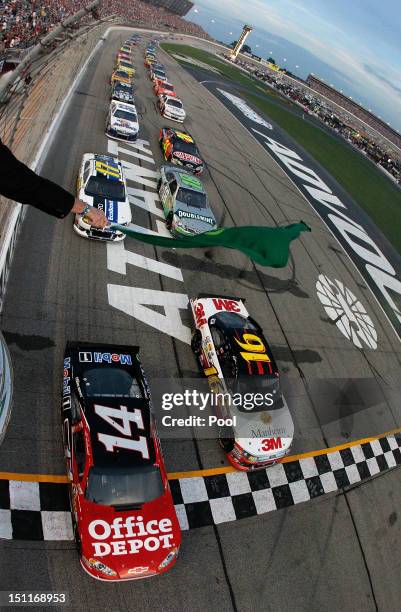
[61,342,181,581]
[159,127,204,175]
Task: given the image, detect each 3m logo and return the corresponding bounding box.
[79,352,92,363]
[261,437,282,452]
[212,299,240,312]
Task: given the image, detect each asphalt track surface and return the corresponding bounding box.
[0,29,401,611]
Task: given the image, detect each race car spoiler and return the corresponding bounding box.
[195,293,246,303]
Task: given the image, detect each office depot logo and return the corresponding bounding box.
[88,516,174,557]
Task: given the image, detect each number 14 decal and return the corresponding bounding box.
[94,404,150,459]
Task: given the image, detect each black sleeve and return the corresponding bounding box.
[0,139,75,218]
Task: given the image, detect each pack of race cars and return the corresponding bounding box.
[67,34,294,581]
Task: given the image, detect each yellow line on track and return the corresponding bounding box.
[1,427,400,483]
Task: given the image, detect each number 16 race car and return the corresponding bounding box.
[190,296,294,470]
[62,342,181,581]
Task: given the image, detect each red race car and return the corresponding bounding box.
[62,342,181,581]
[154,81,176,98]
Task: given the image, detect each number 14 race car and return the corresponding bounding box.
[62,342,181,581]
[190,296,294,470]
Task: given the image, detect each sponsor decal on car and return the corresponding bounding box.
[78,352,132,364]
[88,517,175,557]
[176,210,215,225]
[104,200,119,223]
[173,151,200,163]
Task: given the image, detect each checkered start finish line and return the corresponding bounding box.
[1,434,400,540]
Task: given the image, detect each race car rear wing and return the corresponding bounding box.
[195,293,246,303]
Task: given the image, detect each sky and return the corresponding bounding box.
[185,0,401,132]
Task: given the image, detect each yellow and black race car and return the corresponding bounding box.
[158,127,204,175]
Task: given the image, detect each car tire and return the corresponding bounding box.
[166,211,173,230]
[191,330,202,355]
[219,436,235,453]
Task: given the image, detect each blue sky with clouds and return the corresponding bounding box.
[186,0,401,131]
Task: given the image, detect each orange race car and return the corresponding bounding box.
[154,81,177,98]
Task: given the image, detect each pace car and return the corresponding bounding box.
[75,153,131,241]
[154,81,176,98]
[158,166,216,236]
[111,81,135,104]
[106,100,139,142]
[158,95,186,122]
[189,296,294,470]
[159,128,204,174]
[61,342,181,581]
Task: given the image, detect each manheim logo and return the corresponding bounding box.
[316,274,378,349]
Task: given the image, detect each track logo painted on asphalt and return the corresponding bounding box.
[316,274,378,349]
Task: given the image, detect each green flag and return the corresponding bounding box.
[110,221,311,267]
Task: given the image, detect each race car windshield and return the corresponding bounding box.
[119,62,133,68]
[115,71,129,78]
[85,176,125,201]
[153,70,165,77]
[176,188,206,208]
[234,376,284,412]
[162,84,174,91]
[174,141,199,155]
[85,465,163,507]
[114,109,137,122]
[168,99,183,108]
[213,312,257,330]
[82,367,143,398]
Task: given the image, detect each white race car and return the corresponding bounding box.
[106,100,139,142]
[190,295,294,470]
[158,95,186,122]
[74,153,131,241]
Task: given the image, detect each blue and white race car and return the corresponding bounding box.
[74,154,131,241]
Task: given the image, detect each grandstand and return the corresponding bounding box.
[140,1,194,18]
[306,75,401,150]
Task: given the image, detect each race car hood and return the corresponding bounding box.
[92,195,131,224]
[110,115,139,133]
[113,91,134,103]
[172,151,203,168]
[80,493,181,580]
[231,397,294,459]
[174,204,216,234]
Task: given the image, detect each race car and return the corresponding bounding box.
[189,296,294,470]
[111,81,135,104]
[111,69,132,85]
[154,81,176,98]
[74,153,131,241]
[116,59,135,78]
[150,67,167,84]
[106,100,139,142]
[158,95,186,122]
[61,342,181,581]
[116,51,131,63]
[144,55,157,68]
[158,166,216,236]
[159,128,204,174]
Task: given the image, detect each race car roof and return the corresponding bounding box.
[175,170,204,192]
[65,342,155,468]
[92,154,122,181]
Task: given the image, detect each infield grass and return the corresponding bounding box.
[162,43,401,254]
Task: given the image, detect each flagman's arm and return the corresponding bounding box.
[0,138,108,227]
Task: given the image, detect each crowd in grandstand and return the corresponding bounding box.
[232,55,401,185]
[0,0,208,53]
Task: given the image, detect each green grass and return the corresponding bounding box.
[161,43,401,254]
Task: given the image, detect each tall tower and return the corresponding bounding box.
[229,25,253,61]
